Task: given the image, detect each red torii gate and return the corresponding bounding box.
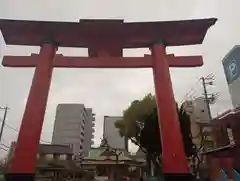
[0,18,216,181]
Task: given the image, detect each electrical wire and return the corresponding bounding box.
[0,147,7,152]
[4,123,51,144]
[180,79,202,104]
[1,143,9,148]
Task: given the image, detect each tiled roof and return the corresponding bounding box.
[85,148,134,162]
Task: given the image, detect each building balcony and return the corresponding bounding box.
[79,145,83,150]
[81,125,85,130]
[80,135,84,141]
[37,153,74,165]
[82,118,86,125]
[37,158,76,170]
[80,137,84,142]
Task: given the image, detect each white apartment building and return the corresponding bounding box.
[52,104,95,157]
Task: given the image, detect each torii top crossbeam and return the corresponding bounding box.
[0,18,216,56]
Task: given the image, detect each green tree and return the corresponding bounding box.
[115,94,195,175]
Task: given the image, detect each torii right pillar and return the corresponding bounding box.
[152,41,192,181]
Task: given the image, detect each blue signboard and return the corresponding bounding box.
[222,45,240,85]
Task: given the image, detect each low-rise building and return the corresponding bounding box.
[7,142,73,167]
[6,142,84,180]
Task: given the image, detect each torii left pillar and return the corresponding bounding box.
[5,42,57,181]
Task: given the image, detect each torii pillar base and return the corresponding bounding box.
[5,43,57,181]
[164,173,195,181]
[5,174,34,181]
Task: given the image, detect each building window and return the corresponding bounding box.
[38,153,46,162]
[220,127,225,135]
[226,125,235,145]
[67,154,73,161]
[53,153,60,160]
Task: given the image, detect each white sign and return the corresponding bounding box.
[228,59,238,81]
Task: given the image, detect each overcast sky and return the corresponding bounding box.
[0,0,239,155]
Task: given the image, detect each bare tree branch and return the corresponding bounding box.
[129,137,147,154]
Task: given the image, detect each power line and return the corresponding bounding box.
[0,143,10,153]
[0,106,9,142]
[181,74,219,122]
[0,106,51,144]
[5,124,18,132]
[180,79,201,104]
[3,122,51,144]
[180,74,219,111]
[183,80,201,98]
[0,147,7,152]
[1,143,10,149]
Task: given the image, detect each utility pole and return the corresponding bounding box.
[200,73,220,121]
[201,77,213,122]
[0,106,9,142]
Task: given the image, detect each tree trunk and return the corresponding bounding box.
[146,153,151,176]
